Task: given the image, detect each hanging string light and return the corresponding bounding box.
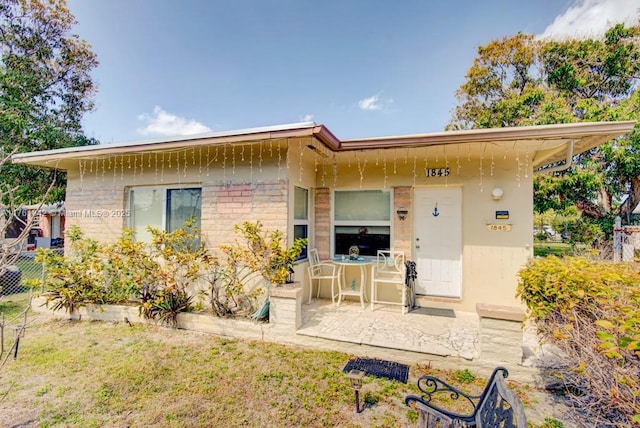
[332,155,338,187]
[393,149,397,174]
[357,152,366,188]
[382,152,388,189]
[490,145,495,176]
[479,143,485,192]
[456,145,461,174]
[299,139,304,183]
[161,152,165,182]
[139,154,143,178]
[231,145,236,175]
[222,145,227,182]
[183,150,188,178]
[206,146,210,177]
[176,150,181,180]
[120,154,124,181]
[524,150,529,179]
[250,144,254,182]
[155,153,159,182]
[413,155,417,186]
[259,141,263,172]
[277,143,282,179]
[78,159,84,189]
[321,163,326,187]
[240,144,245,162]
[198,146,203,176]
[101,158,106,182]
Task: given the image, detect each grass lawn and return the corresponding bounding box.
[0,318,569,427]
[533,242,580,257]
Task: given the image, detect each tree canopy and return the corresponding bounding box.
[0,0,98,203]
[449,23,640,226]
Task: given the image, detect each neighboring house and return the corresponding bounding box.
[12,121,635,314]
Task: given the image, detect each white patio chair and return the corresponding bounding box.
[307,248,339,304]
[370,250,407,313]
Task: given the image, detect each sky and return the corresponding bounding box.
[65,0,640,144]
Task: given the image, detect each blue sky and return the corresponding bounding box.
[66,0,640,144]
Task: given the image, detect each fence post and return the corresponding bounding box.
[613,216,622,263]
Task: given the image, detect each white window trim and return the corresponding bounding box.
[331,188,394,258]
[128,184,202,239]
[293,185,310,260]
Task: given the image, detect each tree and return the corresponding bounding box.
[0,0,98,203]
[449,23,640,225]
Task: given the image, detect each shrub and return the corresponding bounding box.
[37,226,107,314]
[38,221,305,322]
[518,256,640,426]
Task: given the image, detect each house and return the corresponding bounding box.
[12,121,635,316]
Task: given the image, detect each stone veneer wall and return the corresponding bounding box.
[313,187,331,260]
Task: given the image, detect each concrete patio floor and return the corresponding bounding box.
[297,298,481,360]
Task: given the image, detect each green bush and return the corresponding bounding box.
[37,221,306,323]
[518,256,640,425]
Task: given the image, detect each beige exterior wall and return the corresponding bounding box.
[61,136,534,313]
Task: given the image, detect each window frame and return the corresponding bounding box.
[293,186,309,260]
[128,185,202,242]
[332,188,393,257]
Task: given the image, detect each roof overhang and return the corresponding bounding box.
[11,120,636,172]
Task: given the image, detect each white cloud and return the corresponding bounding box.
[137,106,212,137]
[300,114,314,122]
[538,0,640,40]
[358,94,383,111]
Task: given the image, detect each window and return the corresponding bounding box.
[129,186,201,242]
[334,189,391,257]
[293,186,309,259]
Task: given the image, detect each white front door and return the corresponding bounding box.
[413,187,462,297]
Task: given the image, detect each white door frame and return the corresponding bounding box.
[413,186,462,297]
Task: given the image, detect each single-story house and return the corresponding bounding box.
[12,120,635,315]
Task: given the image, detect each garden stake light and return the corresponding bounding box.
[346,369,365,413]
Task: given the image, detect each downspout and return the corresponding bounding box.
[536,140,575,173]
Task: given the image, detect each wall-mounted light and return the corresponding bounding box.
[396,207,409,221]
[491,187,504,201]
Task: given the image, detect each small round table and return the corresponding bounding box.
[332,257,373,309]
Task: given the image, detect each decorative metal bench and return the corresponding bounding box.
[404,366,527,428]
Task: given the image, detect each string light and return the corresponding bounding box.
[240,144,245,161]
[206,146,210,177]
[120,154,124,181]
[176,150,181,180]
[332,156,337,187]
[101,158,106,182]
[479,144,485,192]
[356,152,366,188]
[139,154,143,177]
[199,147,203,176]
[259,141,263,172]
[277,144,282,180]
[78,159,84,188]
[250,144,254,182]
[393,149,397,174]
[232,145,236,175]
[155,153,159,182]
[299,140,304,183]
[413,155,417,186]
[490,146,495,176]
[161,152,165,182]
[456,145,461,174]
[183,150,187,177]
[382,153,388,188]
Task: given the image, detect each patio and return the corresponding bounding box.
[297,298,480,360]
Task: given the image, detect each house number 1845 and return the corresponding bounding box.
[425,167,450,177]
